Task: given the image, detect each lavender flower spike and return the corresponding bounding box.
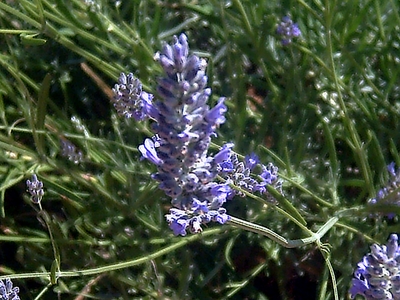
[60,139,83,164]
[349,234,400,299]
[134,34,231,235]
[112,72,153,120]
[276,16,301,45]
[0,278,20,300]
[368,162,400,218]
[26,174,44,204]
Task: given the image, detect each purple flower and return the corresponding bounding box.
[138,138,162,165]
[210,208,230,224]
[245,153,260,171]
[205,97,227,125]
[165,205,231,236]
[260,163,279,185]
[136,34,233,235]
[218,160,234,173]
[60,139,83,164]
[0,278,20,300]
[191,199,209,214]
[213,143,234,164]
[26,174,44,204]
[368,162,400,218]
[112,73,154,120]
[114,34,280,236]
[218,153,281,202]
[165,209,189,236]
[276,16,301,45]
[350,234,400,299]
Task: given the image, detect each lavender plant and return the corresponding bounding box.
[113,34,284,236]
[111,34,337,251]
[350,234,400,299]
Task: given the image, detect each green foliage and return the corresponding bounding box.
[0,0,399,299]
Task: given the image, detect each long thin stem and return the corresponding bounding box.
[0,228,223,282]
[227,216,338,248]
[0,215,338,282]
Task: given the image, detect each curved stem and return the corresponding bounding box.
[227,216,338,248]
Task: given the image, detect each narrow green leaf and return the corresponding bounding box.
[39,210,61,285]
[20,33,47,45]
[53,0,86,29]
[35,73,52,156]
[50,260,59,285]
[0,190,5,219]
[266,185,307,226]
[0,169,25,194]
[40,177,85,206]
[35,0,45,28]
[87,10,106,34]
[183,3,213,16]
[0,93,5,122]
[368,130,386,173]
[224,236,236,268]
[320,116,338,173]
[0,139,37,159]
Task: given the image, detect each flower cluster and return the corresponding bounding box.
[112,34,280,236]
[218,153,281,202]
[60,139,83,164]
[26,174,44,204]
[350,234,400,299]
[0,278,20,300]
[140,34,232,235]
[276,16,301,45]
[368,162,400,219]
[112,72,153,120]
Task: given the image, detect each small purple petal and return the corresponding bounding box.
[388,162,396,176]
[165,209,189,236]
[138,138,162,165]
[218,160,234,173]
[349,278,369,299]
[276,16,301,45]
[212,209,230,224]
[206,97,227,125]
[170,218,188,236]
[213,143,234,164]
[191,199,208,214]
[245,153,260,170]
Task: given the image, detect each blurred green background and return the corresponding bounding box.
[0,0,399,299]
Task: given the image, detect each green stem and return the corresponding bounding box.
[0,228,223,281]
[218,175,307,226]
[227,216,338,248]
[0,29,38,34]
[280,173,335,208]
